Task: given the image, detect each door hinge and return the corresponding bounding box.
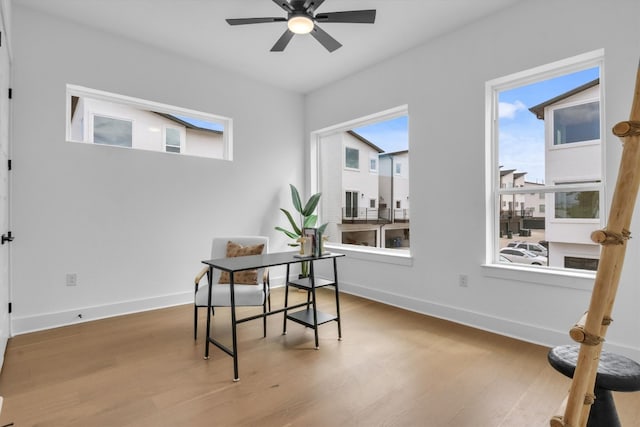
[1,231,13,244]
[8,88,12,99]
[0,31,2,47]
[8,302,11,314]
[7,159,11,171]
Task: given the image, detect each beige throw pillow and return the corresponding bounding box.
[218,241,264,285]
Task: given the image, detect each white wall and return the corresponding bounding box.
[10,5,306,332]
[306,0,640,360]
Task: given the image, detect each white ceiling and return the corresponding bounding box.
[14,0,522,94]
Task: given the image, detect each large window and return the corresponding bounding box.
[67,85,232,160]
[487,50,603,272]
[553,101,600,145]
[312,106,410,254]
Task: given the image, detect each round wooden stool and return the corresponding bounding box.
[548,345,640,427]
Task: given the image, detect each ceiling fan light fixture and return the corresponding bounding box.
[287,15,314,34]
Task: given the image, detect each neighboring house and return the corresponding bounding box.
[499,169,527,235]
[379,150,410,248]
[69,96,224,158]
[322,131,410,249]
[529,79,601,270]
[523,181,546,228]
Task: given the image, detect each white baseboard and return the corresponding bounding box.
[339,281,640,361]
[11,291,193,335]
[11,278,640,362]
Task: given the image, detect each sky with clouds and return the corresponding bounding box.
[352,115,409,153]
[498,67,600,183]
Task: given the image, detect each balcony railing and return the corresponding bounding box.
[500,209,535,220]
[341,207,410,224]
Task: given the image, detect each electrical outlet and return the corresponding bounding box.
[459,274,468,287]
[66,273,78,286]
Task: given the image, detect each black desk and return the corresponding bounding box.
[201,251,344,381]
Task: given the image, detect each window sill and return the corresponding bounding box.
[482,263,595,291]
[325,243,413,267]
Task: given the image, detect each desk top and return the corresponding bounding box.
[202,251,344,272]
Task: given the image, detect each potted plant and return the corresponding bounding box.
[276,184,327,276]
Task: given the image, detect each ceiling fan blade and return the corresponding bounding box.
[310,24,341,52]
[315,10,376,24]
[226,17,287,25]
[272,0,294,13]
[271,30,295,52]
[303,0,325,14]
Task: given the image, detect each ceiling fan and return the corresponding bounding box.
[226,0,376,53]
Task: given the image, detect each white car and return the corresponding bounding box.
[507,241,548,257]
[499,247,548,266]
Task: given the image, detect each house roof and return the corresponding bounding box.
[500,168,516,176]
[154,112,223,134]
[514,172,527,179]
[380,149,409,157]
[346,130,385,153]
[528,78,599,120]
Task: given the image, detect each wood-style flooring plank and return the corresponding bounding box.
[0,288,638,426]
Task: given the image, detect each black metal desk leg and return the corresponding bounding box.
[310,261,319,350]
[204,266,213,359]
[229,273,239,381]
[282,263,290,335]
[333,257,342,340]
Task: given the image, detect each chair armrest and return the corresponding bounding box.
[195,266,209,285]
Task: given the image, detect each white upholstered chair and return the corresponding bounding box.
[193,236,270,340]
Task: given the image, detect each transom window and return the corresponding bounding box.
[67,84,232,160]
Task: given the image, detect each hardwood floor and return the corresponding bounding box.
[0,288,639,426]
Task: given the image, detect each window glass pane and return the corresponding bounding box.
[370,158,377,171]
[345,147,359,169]
[555,191,599,218]
[553,102,599,145]
[94,116,132,147]
[564,256,599,271]
[166,128,181,148]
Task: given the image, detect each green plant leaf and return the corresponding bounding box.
[302,192,322,216]
[289,184,303,214]
[275,226,299,240]
[303,214,318,228]
[317,222,328,234]
[280,208,301,236]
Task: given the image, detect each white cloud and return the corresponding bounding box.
[499,100,527,119]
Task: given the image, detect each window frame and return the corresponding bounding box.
[66,84,233,160]
[309,105,412,264]
[484,49,605,278]
[164,126,183,153]
[369,155,378,173]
